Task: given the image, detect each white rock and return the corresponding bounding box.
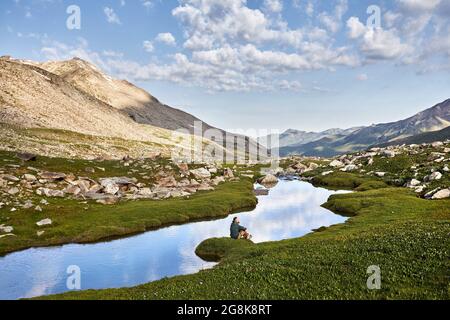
[322,171,334,176]
[431,141,444,148]
[428,172,442,181]
[259,174,278,187]
[431,189,450,200]
[0,225,14,233]
[375,172,386,177]
[342,164,358,172]
[190,168,212,180]
[329,160,344,168]
[23,174,37,182]
[381,150,396,158]
[36,218,52,227]
[407,179,421,188]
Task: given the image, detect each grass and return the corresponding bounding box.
[195,237,255,262]
[0,149,258,255]
[39,173,450,300]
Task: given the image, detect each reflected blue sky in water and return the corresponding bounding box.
[0,180,347,299]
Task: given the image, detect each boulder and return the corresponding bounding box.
[212,176,225,186]
[431,141,444,148]
[321,171,334,176]
[258,174,278,187]
[177,163,189,172]
[223,168,234,178]
[157,176,178,188]
[0,225,14,233]
[406,179,421,188]
[329,160,344,168]
[381,150,396,158]
[16,153,37,162]
[63,185,81,196]
[37,188,65,197]
[39,172,66,181]
[190,168,212,180]
[96,197,120,205]
[2,174,19,182]
[375,172,386,177]
[342,164,358,172]
[431,189,450,200]
[426,171,442,182]
[7,187,20,195]
[36,218,52,227]
[308,162,319,170]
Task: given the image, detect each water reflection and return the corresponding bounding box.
[0,180,347,299]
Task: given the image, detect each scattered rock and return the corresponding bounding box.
[23,174,37,182]
[190,168,212,180]
[36,218,52,227]
[223,168,234,178]
[329,160,344,168]
[7,187,20,195]
[342,164,358,172]
[426,171,442,182]
[2,174,19,182]
[406,179,421,188]
[16,153,37,161]
[431,189,450,200]
[37,188,65,197]
[39,172,66,181]
[381,150,396,158]
[0,225,14,233]
[35,205,42,212]
[258,174,278,187]
[96,197,120,205]
[375,172,386,177]
[431,141,444,148]
[37,231,45,237]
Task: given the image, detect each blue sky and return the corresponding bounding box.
[1,0,450,133]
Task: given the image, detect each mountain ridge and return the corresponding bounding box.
[278,98,450,157]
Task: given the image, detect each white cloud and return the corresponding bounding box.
[143,40,154,52]
[155,32,176,46]
[346,17,411,61]
[264,0,283,13]
[397,0,441,12]
[104,7,121,25]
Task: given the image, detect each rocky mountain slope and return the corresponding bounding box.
[279,99,450,157]
[39,58,218,134]
[0,56,261,160]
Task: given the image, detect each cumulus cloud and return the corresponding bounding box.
[155,33,176,46]
[143,40,154,53]
[346,17,411,61]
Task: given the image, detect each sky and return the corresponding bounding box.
[1,0,450,134]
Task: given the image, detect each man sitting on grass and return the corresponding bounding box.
[230,217,252,240]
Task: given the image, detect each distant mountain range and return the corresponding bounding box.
[271,98,450,157]
[0,56,262,159]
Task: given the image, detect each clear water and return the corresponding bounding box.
[0,180,347,300]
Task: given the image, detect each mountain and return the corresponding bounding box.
[39,58,218,134]
[279,99,450,157]
[375,126,450,147]
[259,127,362,149]
[0,56,260,159]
